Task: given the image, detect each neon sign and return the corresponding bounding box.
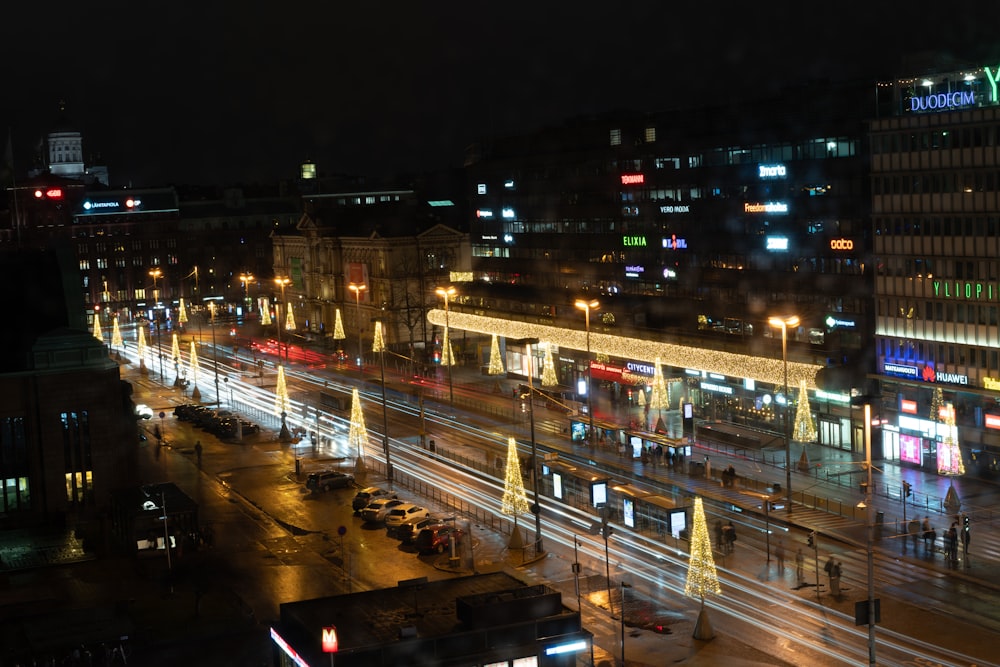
[932,280,998,301]
[476,209,493,218]
[745,202,788,214]
[829,238,854,250]
[909,90,975,112]
[623,235,647,247]
[621,173,645,185]
[659,204,690,213]
[758,164,787,178]
[885,362,919,378]
[900,399,917,414]
[984,377,1000,391]
[624,265,644,278]
[662,235,687,249]
[986,413,1000,430]
[766,236,789,251]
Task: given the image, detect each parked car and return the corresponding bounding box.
[351,487,397,512]
[173,404,197,420]
[360,498,406,523]
[415,524,465,554]
[135,403,154,420]
[384,504,430,529]
[306,470,355,492]
[396,515,440,544]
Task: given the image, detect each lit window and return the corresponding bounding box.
[645,127,656,143]
[610,129,622,146]
[477,183,487,195]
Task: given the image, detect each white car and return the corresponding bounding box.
[135,403,154,419]
[384,504,430,529]
[360,498,405,523]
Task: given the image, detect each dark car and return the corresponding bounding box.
[415,524,465,554]
[306,470,355,492]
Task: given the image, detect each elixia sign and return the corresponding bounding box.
[623,235,647,247]
[932,280,999,301]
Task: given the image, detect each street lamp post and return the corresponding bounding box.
[239,272,255,312]
[149,268,164,382]
[373,319,392,488]
[209,302,220,404]
[348,283,367,380]
[768,315,799,516]
[517,337,544,555]
[435,286,457,411]
[274,277,291,363]
[574,299,600,444]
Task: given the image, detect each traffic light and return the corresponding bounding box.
[903,481,912,498]
[807,531,815,548]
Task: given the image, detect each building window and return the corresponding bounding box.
[0,417,29,513]
[645,127,656,143]
[61,411,93,505]
[610,129,621,146]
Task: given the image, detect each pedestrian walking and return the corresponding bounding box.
[908,517,920,552]
[774,539,785,574]
[961,519,971,558]
[921,516,933,552]
[194,440,203,467]
[830,559,842,598]
[795,547,805,586]
[722,521,736,554]
[946,522,959,566]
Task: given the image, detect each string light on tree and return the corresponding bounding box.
[285,301,296,331]
[189,340,199,389]
[541,343,558,387]
[685,496,721,640]
[648,357,669,413]
[372,320,386,353]
[929,386,944,421]
[111,316,123,349]
[178,298,188,325]
[260,298,272,326]
[92,313,104,343]
[938,402,965,476]
[501,436,530,516]
[137,326,148,374]
[275,365,290,417]
[441,329,455,367]
[793,379,818,442]
[501,436,530,551]
[333,309,346,340]
[348,387,368,465]
[488,334,505,375]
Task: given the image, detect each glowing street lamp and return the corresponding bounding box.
[515,337,543,555]
[274,277,291,363]
[348,283,367,378]
[239,272,255,311]
[574,299,599,444]
[149,268,165,382]
[372,319,392,488]
[435,286,457,411]
[768,314,799,516]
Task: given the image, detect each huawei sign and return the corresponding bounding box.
[830,238,854,251]
[922,366,936,382]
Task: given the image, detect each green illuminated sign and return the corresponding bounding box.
[623,236,647,247]
[932,280,998,301]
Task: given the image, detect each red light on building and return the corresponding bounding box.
[125,198,135,208]
[986,413,1000,430]
[900,399,917,414]
[322,626,339,653]
[46,188,64,199]
[621,173,645,185]
[33,189,43,198]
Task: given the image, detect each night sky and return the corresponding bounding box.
[2,2,996,187]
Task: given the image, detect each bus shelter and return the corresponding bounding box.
[624,429,690,461]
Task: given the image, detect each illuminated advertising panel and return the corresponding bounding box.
[899,434,922,465]
[621,173,645,185]
[670,510,687,539]
[623,497,635,528]
[900,399,917,414]
[590,480,608,508]
[553,472,563,499]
